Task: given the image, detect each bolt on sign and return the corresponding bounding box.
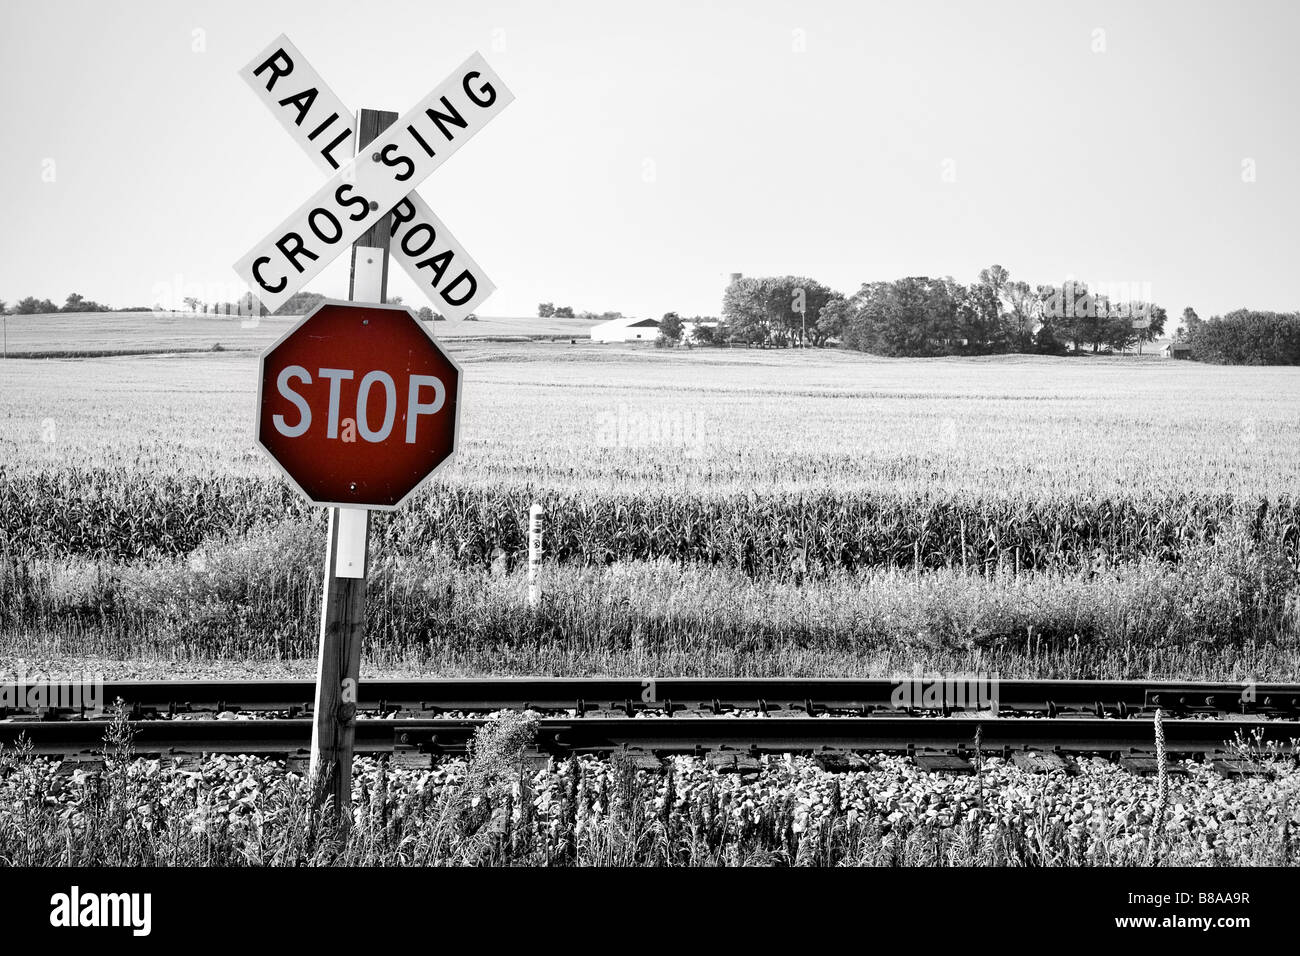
[235,34,512,320]
[234,34,513,815]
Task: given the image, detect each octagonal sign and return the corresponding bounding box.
[256,300,462,509]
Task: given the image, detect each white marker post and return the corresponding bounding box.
[528,503,544,607]
[307,107,396,817]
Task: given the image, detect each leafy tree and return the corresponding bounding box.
[1032,280,1171,353]
[1037,281,1099,351]
[723,277,780,346]
[60,292,109,312]
[15,296,58,314]
[537,302,555,318]
[723,276,836,347]
[554,305,574,318]
[840,277,962,356]
[815,293,851,343]
[960,279,1003,352]
[689,322,716,346]
[978,264,1010,300]
[792,279,838,346]
[417,306,435,321]
[1125,303,1166,353]
[183,297,200,312]
[1034,320,1067,354]
[658,311,683,343]
[1101,306,1140,353]
[1187,310,1300,364]
[811,265,1166,357]
[1001,280,1039,350]
[973,264,1048,352]
[0,300,6,315]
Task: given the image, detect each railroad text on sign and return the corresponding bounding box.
[239,35,498,321]
[235,52,513,314]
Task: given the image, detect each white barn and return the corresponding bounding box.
[681,319,720,342]
[590,316,660,343]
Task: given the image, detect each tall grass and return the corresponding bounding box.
[2,519,1297,678]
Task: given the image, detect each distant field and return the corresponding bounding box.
[0,310,601,355]
[2,343,1297,497]
[2,343,1299,680]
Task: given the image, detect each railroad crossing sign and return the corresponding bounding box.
[234,34,513,816]
[256,300,463,510]
[235,34,512,319]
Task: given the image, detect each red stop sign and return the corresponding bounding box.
[256,300,462,509]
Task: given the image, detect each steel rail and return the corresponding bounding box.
[1,715,1294,759]
[3,678,1297,720]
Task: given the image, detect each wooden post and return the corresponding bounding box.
[309,107,398,817]
[527,503,544,607]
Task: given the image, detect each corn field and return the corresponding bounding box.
[4,466,1299,576]
[3,349,1300,677]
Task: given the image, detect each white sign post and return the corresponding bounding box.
[528,503,544,607]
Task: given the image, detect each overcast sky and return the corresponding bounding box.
[2,0,1297,321]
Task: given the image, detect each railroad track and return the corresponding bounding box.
[1,678,1297,762]
[4,677,1298,719]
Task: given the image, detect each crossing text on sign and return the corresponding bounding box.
[238,35,499,320]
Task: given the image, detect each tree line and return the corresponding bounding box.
[0,290,444,320]
[538,302,630,322]
[718,267,1169,355]
[1,292,137,314]
[259,291,443,319]
[1182,310,1300,364]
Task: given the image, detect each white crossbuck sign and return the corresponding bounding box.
[235,35,513,318]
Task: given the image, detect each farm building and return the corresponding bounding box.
[1165,342,1193,359]
[590,316,660,342]
[681,319,721,342]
